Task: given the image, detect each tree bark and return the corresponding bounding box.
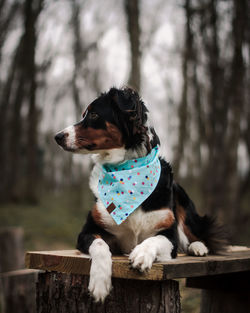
[1,269,38,313]
[201,0,228,217]
[4,0,43,202]
[224,0,247,233]
[124,0,141,92]
[71,0,84,119]
[174,0,193,177]
[71,0,100,118]
[24,0,44,203]
[37,272,181,313]
[0,38,22,201]
[201,289,250,313]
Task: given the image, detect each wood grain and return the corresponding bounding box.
[25,248,250,281]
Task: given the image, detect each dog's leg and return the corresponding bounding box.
[174,182,227,254]
[88,238,112,302]
[77,212,114,302]
[129,235,173,272]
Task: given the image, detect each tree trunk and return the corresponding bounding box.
[201,0,228,218]
[6,66,26,201]
[174,0,193,177]
[71,0,84,119]
[0,39,22,201]
[24,0,44,203]
[224,0,247,235]
[124,0,141,92]
[2,0,43,202]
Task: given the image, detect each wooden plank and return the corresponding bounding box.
[26,248,250,281]
[25,250,165,280]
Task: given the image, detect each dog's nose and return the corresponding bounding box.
[54,132,65,145]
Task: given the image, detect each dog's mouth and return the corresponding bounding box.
[62,146,77,152]
[55,135,97,153]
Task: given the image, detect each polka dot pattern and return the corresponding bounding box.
[98,146,161,225]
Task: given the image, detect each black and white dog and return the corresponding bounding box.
[55,87,226,302]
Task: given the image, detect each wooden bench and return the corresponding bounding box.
[26,248,250,313]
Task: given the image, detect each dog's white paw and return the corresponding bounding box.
[188,241,208,256]
[88,239,112,302]
[88,269,112,302]
[129,243,156,272]
[129,236,173,271]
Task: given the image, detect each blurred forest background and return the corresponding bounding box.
[1,0,250,247]
[0,0,249,312]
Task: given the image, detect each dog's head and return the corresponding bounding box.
[55,87,159,160]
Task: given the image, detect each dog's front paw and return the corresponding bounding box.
[88,270,112,302]
[188,241,208,256]
[88,238,112,302]
[129,243,156,272]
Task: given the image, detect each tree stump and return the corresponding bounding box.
[0,227,24,272]
[200,289,250,313]
[37,272,181,313]
[1,269,38,313]
[187,271,250,313]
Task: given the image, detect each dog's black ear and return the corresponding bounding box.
[109,87,134,112]
[108,87,150,150]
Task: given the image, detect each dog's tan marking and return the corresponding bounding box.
[75,122,123,150]
[155,208,175,230]
[176,203,198,243]
[92,205,105,227]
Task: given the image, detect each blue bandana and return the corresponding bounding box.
[98,146,161,225]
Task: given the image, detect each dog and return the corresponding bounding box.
[55,87,227,302]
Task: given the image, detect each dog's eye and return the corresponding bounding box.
[89,112,99,120]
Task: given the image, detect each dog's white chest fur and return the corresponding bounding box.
[90,164,171,254]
